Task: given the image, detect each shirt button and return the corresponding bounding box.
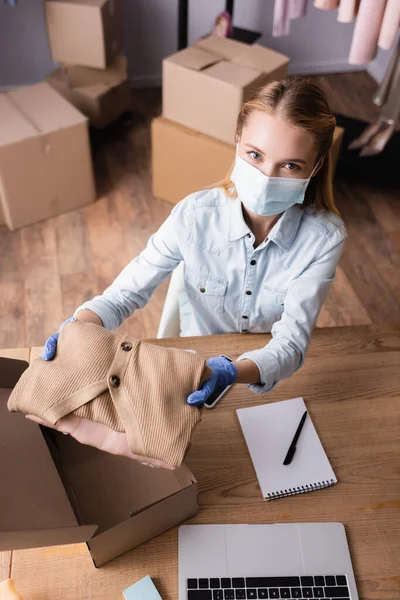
[109,374,120,388]
[121,341,132,352]
[242,315,248,319]
[246,290,252,295]
[199,287,206,293]
[250,259,256,266]
[247,233,251,238]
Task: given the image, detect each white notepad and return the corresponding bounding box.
[237,397,337,500]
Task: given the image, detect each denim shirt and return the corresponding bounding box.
[76,187,346,394]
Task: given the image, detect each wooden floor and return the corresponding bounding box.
[0,72,399,349]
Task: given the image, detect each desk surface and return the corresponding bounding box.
[1,324,399,600]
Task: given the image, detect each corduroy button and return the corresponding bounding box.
[121,341,132,352]
[110,374,120,388]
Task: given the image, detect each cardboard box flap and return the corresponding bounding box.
[193,35,246,60]
[173,463,197,487]
[48,0,108,7]
[74,83,110,99]
[46,68,65,86]
[58,55,127,89]
[205,61,262,88]
[233,44,289,75]
[165,47,220,71]
[0,399,94,537]
[0,94,37,147]
[0,364,97,549]
[0,525,98,553]
[46,69,106,93]
[7,82,86,136]
[0,357,29,389]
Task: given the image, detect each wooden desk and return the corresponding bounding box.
[1,324,399,600]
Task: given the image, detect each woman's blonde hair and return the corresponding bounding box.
[218,77,340,217]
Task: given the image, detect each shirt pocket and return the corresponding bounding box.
[184,268,228,314]
[263,284,286,322]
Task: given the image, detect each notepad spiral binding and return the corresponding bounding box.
[265,479,336,501]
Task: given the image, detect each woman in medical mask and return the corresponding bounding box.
[43,78,346,405]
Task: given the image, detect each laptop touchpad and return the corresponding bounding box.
[226,525,305,575]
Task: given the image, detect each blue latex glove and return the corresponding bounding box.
[41,316,76,361]
[187,355,237,406]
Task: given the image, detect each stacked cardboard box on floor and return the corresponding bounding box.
[0,0,130,231]
[46,55,130,129]
[45,0,131,129]
[0,83,96,231]
[152,36,289,204]
[163,36,290,145]
[152,35,343,206]
[45,0,122,68]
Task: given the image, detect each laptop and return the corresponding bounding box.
[179,523,359,600]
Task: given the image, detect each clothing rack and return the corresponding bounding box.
[178,0,262,50]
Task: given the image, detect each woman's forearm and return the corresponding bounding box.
[76,309,104,327]
[233,359,261,384]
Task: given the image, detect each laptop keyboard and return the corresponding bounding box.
[186,575,350,599]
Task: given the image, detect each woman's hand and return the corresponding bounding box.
[41,310,103,361]
[186,356,262,406]
[186,355,238,406]
[42,316,75,360]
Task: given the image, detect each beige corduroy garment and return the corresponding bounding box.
[8,320,212,469]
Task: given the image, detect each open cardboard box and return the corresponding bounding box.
[0,351,199,567]
[163,36,289,145]
[46,55,131,129]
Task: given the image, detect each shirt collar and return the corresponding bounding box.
[228,196,302,252]
[228,196,251,241]
[268,205,303,251]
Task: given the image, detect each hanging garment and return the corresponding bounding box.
[348,0,388,65]
[273,0,308,37]
[8,320,212,470]
[273,0,291,36]
[313,0,339,9]
[289,0,308,19]
[374,40,400,106]
[337,0,359,22]
[378,0,400,51]
[378,41,400,124]
[347,41,400,155]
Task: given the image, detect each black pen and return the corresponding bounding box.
[283,410,308,466]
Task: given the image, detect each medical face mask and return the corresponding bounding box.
[230,154,318,217]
